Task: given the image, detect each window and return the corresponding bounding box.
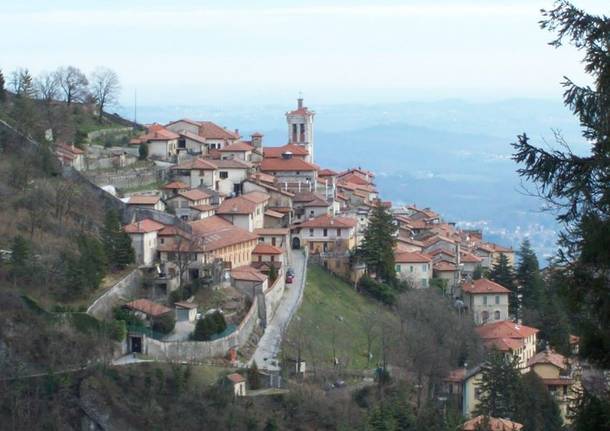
[483,296,488,305]
[219,171,228,179]
[395,265,401,272]
[160,238,165,244]
[421,278,428,288]
[409,265,414,273]
[475,387,482,400]
[495,295,500,304]
[336,228,341,236]
[323,228,328,237]
[494,310,501,320]
[422,264,428,272]
[310,210,314,217]
[296,171,300,175]
[309,228,314,237]
[481,310,490,323]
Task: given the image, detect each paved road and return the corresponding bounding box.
[250,249,307,370]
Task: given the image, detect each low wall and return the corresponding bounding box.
[85,165,169,190]
[87,127,133,141]
[87,269,142,320]
[142,296,259,361]
[264,276,285,322]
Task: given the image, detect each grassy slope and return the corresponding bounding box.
[285,264,399,370]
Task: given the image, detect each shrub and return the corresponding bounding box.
[192,311,227,341]
[211,311,227,333]
[138,142,148,160]
[359,275,396,305]
[152,312,175,334]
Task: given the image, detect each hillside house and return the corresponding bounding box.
[462,278,511,325]
[226,373,247,397]
[126,195,166,212]
[252,243,285,267]
[171,158,218,189]
[161,180,189,199]
[165,119,240,153]
[130,124,179,160]
[294,215,357,254]
[254,227,290,250]
[433,261,460,296]
[174,301,198,322]
[260,153,318,188]
[218,141,255,161]
[124,219,166,266]
[213,158,251,196]
[216,191,269,232]
[166,188,212,221]
[55,143,85,171]
[461,416,523,431]
[394,251,432,288]
[476,320,539,369]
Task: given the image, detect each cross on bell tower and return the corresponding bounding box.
[285,94,315,163]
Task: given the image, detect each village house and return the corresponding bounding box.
[252,243,285,268]
[55,142,85,171]
[260,153,318,189]
[124,219,166,266]
[462,278,511,325]
[218,141,255,161]
[171,158,218,189]
[165,119,240,153]
[161,180,189,199]
[292,191,333,223]
[433,261,460,296]
[242,178,294,226]
[263,143,310,160]
[475,320,539,369]
[213,158,252,196]
[254,228,290,250]
[130,124,179,160]
[293,215,357,255]
[225,373,247,397]
[216,191,269,232]
[174,301,198,322]
[460,251,483,279]
[126,194,166,212]
[165,188,212,221]
[460,416,523,431]
[528,348,576,422]
[394,251,433,288]
[124,299,172,324]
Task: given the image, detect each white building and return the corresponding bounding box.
[124,219,166,266]
[285,97,315,163]
[394,251,433,288]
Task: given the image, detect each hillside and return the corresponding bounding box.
[284,265,400,370]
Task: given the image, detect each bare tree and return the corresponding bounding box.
[9,68,36,98]
[89,67,120,122]
[54,66,89,105]
[362,310,378,367]
[35,72,59,103]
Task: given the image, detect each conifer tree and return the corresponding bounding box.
[138,142,148,160]
[9,235,30,280]
[514,372,564,431]
[512,1,610,368]
[474,350,521,419]
[359,203,396,283]
[516,239,544,309]
[489,254,519,318]
[102,209,135,270]
[0,69,5,102]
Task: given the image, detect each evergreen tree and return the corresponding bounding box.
[63,235,107,296]
[263,417,278,431]
[103,209,134,270]
[0,69,5,102]
[571,388,610,431]
[9,235,30,280]
[512,1,610,368]
[489,254,519,318]
[474,350,521,419]
[359,203,396,283]
[514,372,563,431]
[138,142,148,160]
[516,239,544,309]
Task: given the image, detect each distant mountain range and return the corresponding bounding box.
[117,98,585,260]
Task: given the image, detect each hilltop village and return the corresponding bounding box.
[42,98,584,428]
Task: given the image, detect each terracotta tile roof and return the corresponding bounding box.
[338,172,371,186]
[124,219,166,234]
[231,265,267,282]
[287,104,313,116]
[250,172,276,184]
[444,367,466,383]
[219,141,255,152]
[260,157,317,172]
[299,215,357,229]
[178,189,212,202]
[125,299,171,317]
[252,243,283,255]
[394,251,432,263]
[461,416,523,431]
[293,191,325,203]
[264,209,284,218]
[429,248,455,257]
[423,235,456,248]
[463,278,511,295]
[127,195,162,205]
[217,196,257,215]
[214,159,251,169]
[336,193,348,201]
[476,320,539,351]
[540,377,574,386]
[433,261,458,272]
[484,337,524,351]
[303,197,330,207]
[135,123,179,142]
[226,373,246,384]
[198,121,240,140]
[489,242,513,253]
[56,142,85,156]
[254,228,289,235]
[528,350,568,369]
[179,130,207,144]
[190,204,216,212]
[189,216,257,251]
[158,225,190,238]
[241,191,270,204]
[165,118,201,129]
[318,168,338,177]
[263,143,310,158]
[162,181,189,190]
[172,158,217,171]
[475,242,495,253]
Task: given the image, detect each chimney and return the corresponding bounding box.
[281,151,293,160]
[297,97,303,109]
[235,129,239,137]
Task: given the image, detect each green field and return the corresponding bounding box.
[284,264,399,370]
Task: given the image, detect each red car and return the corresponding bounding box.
[286,274,294,284]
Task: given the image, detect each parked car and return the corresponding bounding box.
[286,274,294,284]
[287,267,295,276]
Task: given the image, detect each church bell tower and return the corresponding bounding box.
[285,97,315,163]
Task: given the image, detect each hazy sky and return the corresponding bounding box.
[1,1,606,106]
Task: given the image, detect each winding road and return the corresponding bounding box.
[250,248,307,370]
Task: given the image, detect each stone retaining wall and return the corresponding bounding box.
[87,269,142,320]
[141,297,260,361]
